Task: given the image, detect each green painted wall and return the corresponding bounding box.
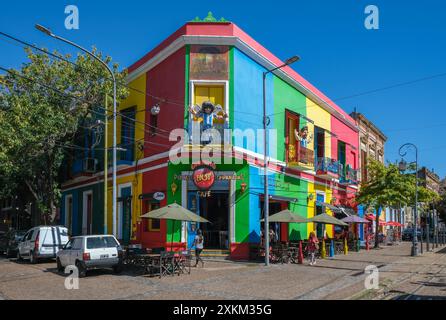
[273,76,307,162]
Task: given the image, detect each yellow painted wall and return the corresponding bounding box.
[306,97,331,158]
[309,183,334,238]
[105,73,146,237]
[106,173,142,240]
[106,74,146,150]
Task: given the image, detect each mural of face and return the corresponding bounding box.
[300,127,309,139]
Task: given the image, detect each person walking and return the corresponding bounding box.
[193,229,205,267]
[307,232,319,266]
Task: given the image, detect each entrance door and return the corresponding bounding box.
[120,187,132,245]
[199,192,229,249]
[82,191,93,235]
[316,193,325,238]
[187,192,200,248]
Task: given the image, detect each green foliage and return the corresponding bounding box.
[356,159,416,247]
[0,47,128,223]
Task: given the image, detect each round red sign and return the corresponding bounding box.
[192,166,215,190]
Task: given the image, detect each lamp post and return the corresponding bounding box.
[398,143,419,256]
[263,55,299,266]
[36,24,118,237]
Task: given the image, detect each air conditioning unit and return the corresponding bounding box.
[83,158,98,173]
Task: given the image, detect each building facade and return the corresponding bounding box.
[60,16,360,259]
[350,112,388,238]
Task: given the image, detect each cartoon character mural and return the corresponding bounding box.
[294,126,313,148]
[189,101,228,144]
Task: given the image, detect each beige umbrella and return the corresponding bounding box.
[308,212,348,226]
[141,203,210,250]
[261,209,309,223]
[141,203,210,223]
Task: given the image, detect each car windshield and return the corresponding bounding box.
[86,236,118,249]
[14,232,26,240]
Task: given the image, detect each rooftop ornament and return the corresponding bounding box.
[190,11,229,23]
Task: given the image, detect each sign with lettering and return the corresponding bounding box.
[192,166,216,190]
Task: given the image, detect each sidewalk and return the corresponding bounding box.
[0,241,444,299]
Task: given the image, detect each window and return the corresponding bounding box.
[120,107,136,162]
[285,111,300,163]
[26,231,34,241]
[86,236,119,249]
[143,201,161,232]
[194,85,225,107]
[72,238,83,250]
[64,239,73,250]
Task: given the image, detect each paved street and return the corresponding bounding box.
[0,242,445,300]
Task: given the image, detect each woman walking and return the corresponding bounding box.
[193,229,205,267]
[307,232,319,266]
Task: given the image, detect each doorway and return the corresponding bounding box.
[187,191,229,249]
[118,185,132,245]
[260,201,287,243]
[82,191,93,235]
[315,193,325,238]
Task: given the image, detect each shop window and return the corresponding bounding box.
[143,201,161,232]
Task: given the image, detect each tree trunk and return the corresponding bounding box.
[375,207,380,248]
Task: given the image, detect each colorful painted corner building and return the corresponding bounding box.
[60,15,360,260]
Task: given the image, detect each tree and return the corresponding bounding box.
[356,159,415,248]
[0,47,128,225]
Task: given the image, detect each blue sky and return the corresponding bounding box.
[1,0,445,178]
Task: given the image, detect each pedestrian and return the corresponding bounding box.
[193,229,204,267]
[307,231,319,266]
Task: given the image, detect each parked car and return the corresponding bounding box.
[56,235,123,278]
[17,226,69,263]
[402,228,421,241]
[0,229,27,258]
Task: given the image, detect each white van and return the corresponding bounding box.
[17,226,69,263]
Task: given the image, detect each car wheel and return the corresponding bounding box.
[16,251,22,261]
[113,263,123,274]
[29,251,38,264]
[56,258,64,273]
[75,260,87,278]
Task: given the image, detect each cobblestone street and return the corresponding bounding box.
[0,242,445,300]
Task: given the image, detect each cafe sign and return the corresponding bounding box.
[192,165,216,190]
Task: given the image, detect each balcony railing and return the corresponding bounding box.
[287,144,314,169]
[316,157,343,177]
[340,165,359,185]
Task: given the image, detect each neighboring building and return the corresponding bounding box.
[417,167,440,194]
[350,112,388,238]
[59,14,360,259]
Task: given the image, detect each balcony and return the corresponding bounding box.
[287,144,314,170]
[340,165,359,185]
[316,157,342,179]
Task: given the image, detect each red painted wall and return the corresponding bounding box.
[330,116,359,170]
[144,47,186,158]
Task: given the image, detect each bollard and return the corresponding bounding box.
[344,237,348,255]
[321,239,326,259]
[298,240,303,264]
[329,240,335,258]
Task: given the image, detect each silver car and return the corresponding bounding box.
[56,235,123,277]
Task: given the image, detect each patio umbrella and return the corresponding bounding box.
[341,216,370,224]
[308,212,348,226]
[141,203,210,250]
[260,209,309,223]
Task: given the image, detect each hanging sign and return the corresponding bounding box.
[192,165,216,190]
[153,192,165,201]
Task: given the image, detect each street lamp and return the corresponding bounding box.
[398,143,419,256]
[36,24,118,237]
[263,55,300,266]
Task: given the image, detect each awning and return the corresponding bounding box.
[340,207,356,216]
[316,201,343,213]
